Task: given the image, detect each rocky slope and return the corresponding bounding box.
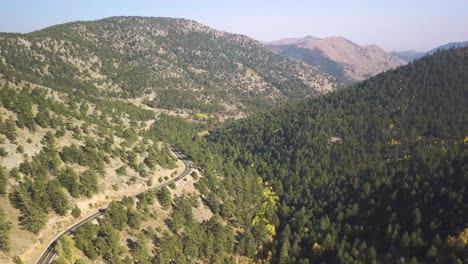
[0,17,337,117]
[0,16,337,262]
[268,36,406,82]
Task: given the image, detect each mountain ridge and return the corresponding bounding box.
[267,35,405,82]
[0,16,337,117]
[0,16,339,263]
[268,35,320,45]
[392,40,468,61]
[208,47,468,263]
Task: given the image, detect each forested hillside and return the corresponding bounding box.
[0,16,339,263]
[0,16,336,117]
[0,81,273,263]
[0,78,184,262]
[1,15,466,264]
[49,115,274,263]
[209,48,468,263]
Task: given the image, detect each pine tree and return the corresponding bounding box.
[0,208,11,251]
[34,109,50,128]
[21,205,47,234]
[0,166,8,196]
[127,209,142,229]
[132,239,151,264]
[400,231,410,248]
[47,179,69,216]
[104,202,128,231]
[2,117,17,141]
[71,205,81,219]
[79,170,98,197]
[413,208,422,227]
[426,245,438,258]
[279,240,291,263]
[58,167,80,198]
[55,235,78,264]
[157,186,172,209]
[433,234,442,247]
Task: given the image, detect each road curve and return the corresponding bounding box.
[36,149,192,264]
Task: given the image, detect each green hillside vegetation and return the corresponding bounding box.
[52,115,274,263]
[51,48,467,264]
[0,15,466,264]
[208,48,468,263]
[0,16,337,116]
[0,79,179,262]
[0,16,336,262]
[271,45,348,82]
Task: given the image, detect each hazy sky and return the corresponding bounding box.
[1,0,467,51]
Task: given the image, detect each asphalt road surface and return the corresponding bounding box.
[36,149,192,264]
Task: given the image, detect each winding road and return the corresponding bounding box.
[36,149,193,264]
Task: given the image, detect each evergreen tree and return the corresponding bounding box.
[104,202,128,231]
[127,209,142,229]
[71,205,81,219]
[79,170,98,197]
[47,179,69,216]
[21,205,47,234]
[0,166,7,196]
[157,186,172,209]
[0,208,11,251]
[58,167,80,198]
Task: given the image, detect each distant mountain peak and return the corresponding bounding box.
[268,35,320,46]
[324,36,350,41]
[268,35,405,82]
[391,40,468,62]
[1,16,338,117]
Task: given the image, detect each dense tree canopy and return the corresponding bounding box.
[1,20,467,264]
[208,48,468,263]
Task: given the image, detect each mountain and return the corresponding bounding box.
[390,50,424,62]
[0,16,339,263]
[427,41,468,54]
[208,47,468,263]
[0,16,337,117]
[268,35,320,45]
[267,36,406,82]
[392,40,468,61]
[1,15,466,264]
[0,67,182,262]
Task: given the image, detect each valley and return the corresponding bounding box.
[36,149,193,264]
[0,12,466,264]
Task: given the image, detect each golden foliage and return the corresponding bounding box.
[447,228,468,249]
[312,242,322,253]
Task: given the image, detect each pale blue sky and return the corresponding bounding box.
[1,0,467,51]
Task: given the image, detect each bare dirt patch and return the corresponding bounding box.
[170,169,213,223]
[5,157,185,264]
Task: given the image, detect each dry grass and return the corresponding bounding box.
[0,143,186,264]
[171,169,213,223]
[0,197,39,264]
[0,125,47,170]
